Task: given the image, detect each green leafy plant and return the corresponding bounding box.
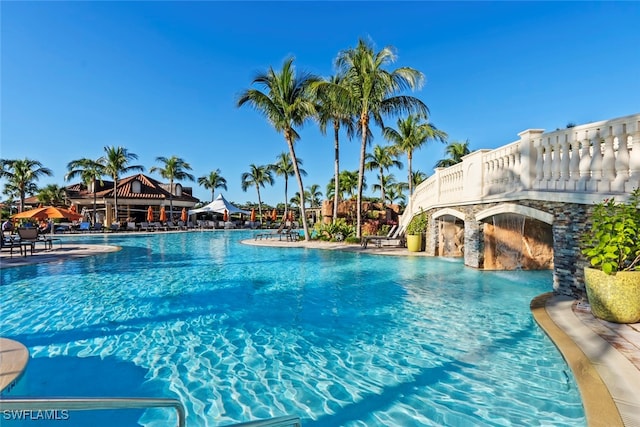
[406,209,428,235]
[315,219,355,242]
[581,188,640,275]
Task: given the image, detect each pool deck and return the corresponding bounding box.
[1,237,639,426]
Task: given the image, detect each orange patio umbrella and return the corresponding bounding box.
[12,206,82,221]
[181,207,188,222]
[223,209,229,222]
[159,206,167,223]
[271,209,277,221]
[69,204,77,213]
[250,208,256,222]
[147,206,154,222]
[288,211,294,222]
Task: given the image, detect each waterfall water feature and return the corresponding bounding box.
[491,213,526,270]
[437,216,464,257]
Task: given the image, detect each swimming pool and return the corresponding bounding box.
[0,231,585,426]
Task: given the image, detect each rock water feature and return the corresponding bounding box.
[484,213,554,270]
[437,216,465,257]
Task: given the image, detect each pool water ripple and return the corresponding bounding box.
[0,231,585,426]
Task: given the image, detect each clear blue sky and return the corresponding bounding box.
[2,1,639,206]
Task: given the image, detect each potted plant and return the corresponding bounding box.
[406,209,428,252]
[580,188,640,323]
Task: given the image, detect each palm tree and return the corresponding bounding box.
[411,170,428,189]
[435,139,471,168]
[384,114,447,198]
[37,184,67,206]
[99,146,144,223]
[150,155,195,221]
[198,169,227,202]
[324,38,428,237]
[65,157,106,224]
[306,184,323,208]
[270,152,306,221]
[241,164,274,224]
[314,74,356,222]
[237,57,320,241]
[326,170,362,201]
[0,158,53,212]
[372,173,401,205]
[365,144,403,203]
[385,183,407,206]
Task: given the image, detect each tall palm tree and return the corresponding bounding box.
[65,157,106,224]
[198,169,227,202]
[150,155,195,221]
[385,183,407,206]
[326,170,362,201]
[314,74,356,222]
[365,144,403,203]
[270,152,306,221]
[306,184,323,208]
[241,164,274,224]
[237,57,320,241]
[99,146,144,223]
[0,158,53,212]
[37,184,67,206]
[436,139,471,168]
[324,38,428,237]
[384,114,447,198]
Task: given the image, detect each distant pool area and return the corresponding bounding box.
[0,231,585,426]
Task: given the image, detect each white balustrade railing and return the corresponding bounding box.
[401,113,640,227]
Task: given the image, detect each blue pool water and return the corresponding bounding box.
[0,231,585,426]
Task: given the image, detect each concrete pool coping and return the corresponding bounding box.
[1,238,639,426]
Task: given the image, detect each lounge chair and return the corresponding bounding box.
[1,232,20,257]
[78,222,91,233]
[255,222,287,240]
[361,225,404,249]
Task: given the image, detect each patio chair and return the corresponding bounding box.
[255,222,287,240]
[361,225,404,249]
[78,222,91,233]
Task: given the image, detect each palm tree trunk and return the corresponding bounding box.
[333,121,340,223]
[169,178,174,221]
[255,184,263,223]
[283,176,289,222]
[113,179,118,224]
[379,166,385,204]
[286,135,310,241]
[407,152,414,215]
[92,178,97,224]
[356,119,368,239]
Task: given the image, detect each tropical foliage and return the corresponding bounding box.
[581,189,640,274]
[366,144,402,203]
[197,169,227,202]
[271,152,306,221]
[237,57,319,240]
[317,38,428,237]
[385,114,447,197]
[241,164,274,223]
[65,157,106,224]
[150,155,195,220]
[0,158,53,212]
[99,146,144,222]
[436,139,471,168]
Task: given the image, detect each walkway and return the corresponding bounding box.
[1,239,639,426]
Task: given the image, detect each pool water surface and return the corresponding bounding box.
[0,231,585,426]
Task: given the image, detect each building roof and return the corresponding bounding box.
[66,173,199,204]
